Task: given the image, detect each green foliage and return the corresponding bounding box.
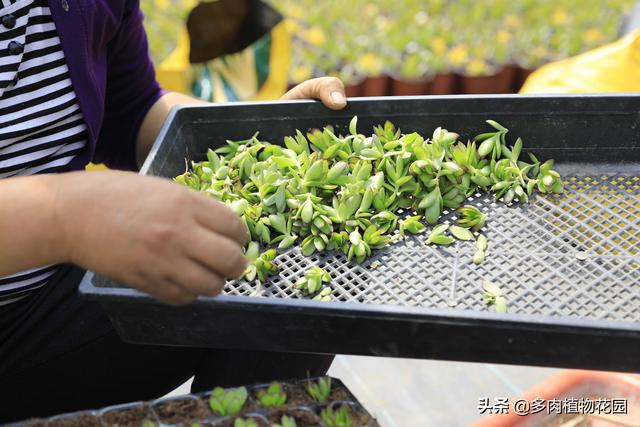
[296,267,331,295]
[272,415,298,427]
[243,243,279,283]
[320,405,353,427]
[209,386,248,417]
[176,118,561,292]
[257,382,288,408]
[456,205,487,232]
[233,419,258,427]
[307,376,332,402]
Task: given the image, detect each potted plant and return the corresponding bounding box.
[390,49,431,96]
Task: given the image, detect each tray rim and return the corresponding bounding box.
[141,93,640,175]
[78,271,640,336]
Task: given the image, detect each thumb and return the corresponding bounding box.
[281,77,347,110]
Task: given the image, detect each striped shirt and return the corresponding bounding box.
[0,0,87,305]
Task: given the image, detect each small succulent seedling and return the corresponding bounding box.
[450,225,474,241]
[142,422,157,427]
[209,386,248,417]
[399,215,426,235]
[307,376,332,402]
[296,267,331,295]
[456,205,487,232]
[321,405,353,427]
[190,423,201,427]
[257,382,287,407]
[233,419,258,427]
[243,242,278,282]
[482,280,507,313]
[272,415,298,427]
[473,234,488,264]
[312,286,332,302]
[426,224,455,245]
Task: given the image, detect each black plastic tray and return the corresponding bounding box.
[13,377,378,426]
[80,95,640,372]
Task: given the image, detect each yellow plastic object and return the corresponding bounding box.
[155,20,291,101]
[521,29,640,94]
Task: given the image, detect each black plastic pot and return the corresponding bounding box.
[80,95,640,372]
[360,75,390,96]
[459,66,517,94]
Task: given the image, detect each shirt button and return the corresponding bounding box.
[8,41,24,55]
[1,14,16,29]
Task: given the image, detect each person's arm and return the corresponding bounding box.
[0,171,248,305]
[135,77,347,168]
[0,175,69,275]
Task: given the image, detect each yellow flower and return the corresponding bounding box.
[285,4,304,19]
[292,64,313,83]
[357,53,384,75]
[284,19,300,34]
[504,14,521,28]
[584,28,604,43]
[155,0,170,11]
[304,26,326,46]
[447,45,469,67]
[431,37,447,55]
[364,3,379,18]
[551,8,568,26]
[466,59,490,76]
[375,15,390,31]
[496,30,511,44]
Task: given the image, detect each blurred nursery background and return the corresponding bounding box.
[141,0,640,101]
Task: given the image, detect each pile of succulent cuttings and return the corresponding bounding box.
[176,117,563,310]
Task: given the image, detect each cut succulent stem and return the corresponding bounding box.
[482,280,507,313]
[476,234,488,251]
[426,223,455,245]
[450,225,475,241]
[473,249,485,264]
[296,267,332,295]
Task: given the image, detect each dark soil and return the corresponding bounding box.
[154,398,211,424]
[25,415,101,427]
[289,381,352,404]
[267,408,320,426]
[211,416,268,427]
[102,405,154,427]
[328,386,351,402]
[284,383,312,407]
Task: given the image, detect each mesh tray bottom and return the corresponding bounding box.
[224,173,639,323]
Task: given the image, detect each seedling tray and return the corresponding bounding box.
[80,95,640,371]
[14,377,378,426]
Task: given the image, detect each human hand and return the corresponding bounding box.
[280,77,347,110]
[57,171,248,305]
